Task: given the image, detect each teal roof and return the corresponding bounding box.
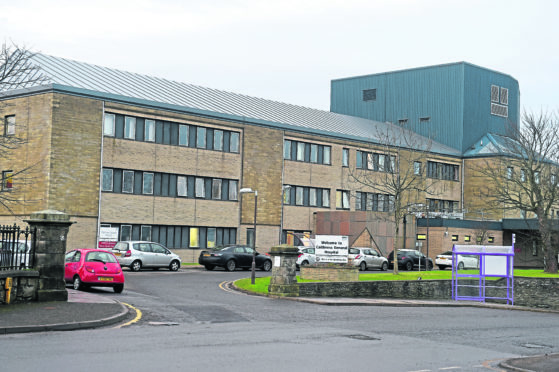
[0,53,461,157]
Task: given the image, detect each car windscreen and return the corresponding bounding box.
[113,242,128,251]
[86,251,117,263]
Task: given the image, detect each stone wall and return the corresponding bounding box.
[0,271,40,304]
[300,265,359,282]
[298,277,559,310]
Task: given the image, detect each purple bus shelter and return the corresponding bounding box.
[452,235,515,305]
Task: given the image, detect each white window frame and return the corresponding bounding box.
[296,142,305,161]
[143,172,154,194]
[310,144,318,163]
[120,225,132,241]
[102,169,113,191]
[309,188,317,206]
[323,146,331,164]
[229,180,238,200]
[322,189,330,208]
[141,225,152,241]
[179,124,189,146]
[177,176,187,197]
[145,119,155,142]
[230,132,240,153]
[195,177,205,198]
[212,179,222,200]
[5,115,15,136]
[342,148,349,167]
[124,116,136,139]
[122,171,134,193]
[196,127,206,148]
[214,130,224,151]
[103,113,115,136]
[296,187,304,206]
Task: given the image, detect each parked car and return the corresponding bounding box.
[349,247,388,271]
[0,240,33,268]
[388,249,433,271]
[64,249,125,293]
[296,247,317,268]
[198,245,272,271]
[111,241,181,272]
[436,251,479,270]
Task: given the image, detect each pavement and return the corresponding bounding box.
[1,277,559,371]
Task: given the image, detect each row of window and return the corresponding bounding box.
[3,115,15,136]
[104,223,237,249]
[1,170,12,191]
[426,161,460,181]
[283,140,331,165]
[103,113,240,153]
[507,167,558,185]
[356,151,396,173]
[283,185,330,208]
[355,191,395,212]
[102,168,239,201]
[426,198,460,213]
[417,234,494,243]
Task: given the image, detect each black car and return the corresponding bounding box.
[388,249,433,271]
[198,245,272,272]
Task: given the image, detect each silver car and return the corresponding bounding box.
[111,241,181,272]
[0,240,33,269]
[296,247,317,268]
[349,247,388,271]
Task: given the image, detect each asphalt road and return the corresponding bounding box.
[2,268,559,372]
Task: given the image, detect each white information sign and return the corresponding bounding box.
[314,235,349,263]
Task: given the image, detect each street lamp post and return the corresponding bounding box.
[240,188,258,284]
[279,185,291,244]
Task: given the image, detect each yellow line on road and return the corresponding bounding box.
[114,302,142,328]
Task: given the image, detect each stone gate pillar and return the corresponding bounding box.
[268,244,299,297]
[25,210,74,302]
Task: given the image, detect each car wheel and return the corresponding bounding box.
[381,262,388,271]
[113,284,124,293]
[428,261,434,271]
[169,260,180,271]
[359,261,367,271]
[262,260,272,272]
[405,261,413,271]
[131,260,142,272]
[204,264,215,270]
[225,259,236,272]
[73,276,83,291]
[301,260,309,266]
[457,262,464,270]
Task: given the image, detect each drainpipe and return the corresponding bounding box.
[96,102,106,249]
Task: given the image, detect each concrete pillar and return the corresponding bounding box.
[25,210,74,302]
[268,244,299,297]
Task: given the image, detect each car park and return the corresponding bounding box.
[198,245,272,271]
[111,241,181,272]
[436,251,479,270]
[388,249,433,271]
[296,247,317,268]
[348,247,388,271]
[64,249,125,293]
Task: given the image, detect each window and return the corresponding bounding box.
[500,88,509,105]
[336,190,350,209]
[124,116,136,139]
[464,235,471,242]
[520,169,526,182]
[419,117,430,123]
[398,119,408,125]
[296,187,304,206]
[141,225,152,241]
[120,225,132,241]
[229,180,238,200]
[427,161,459,181]
[323,189,330,207]
[309,188,317,206]
[507,167,513,180]
[195,178,205,197]
[363,89,376,101]
[414,161,422,175]
[535,171,540,184]
[491,85,500,102]
[283,187,291,205]
[1,170,13,191]
[230,132,240,153]
[104,113,115,136]
[323,146,331,165]
[296,142,305,161]
[177,176,187,197]
[145,119,155,142]
[3,115,15,136]
[143,172,154,194]
[310,144,318,163]
[452,235,459,241]
[283,140,292,159]
[122,171,134,193]
[196,127,206,148]
[102,169,113,191]
[207,228,216,248]
[488,236,494,243]
[190,227,199,248]
[214,130,223,151]
[416,234,426,240]
[212,179,222,199]
[342,148,349,167]
[179,124,189,146]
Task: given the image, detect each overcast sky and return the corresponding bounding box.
[1,0,557,113]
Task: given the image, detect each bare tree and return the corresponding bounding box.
[478,112,559,273]
[0,41,46,213]
[348,124,437,274]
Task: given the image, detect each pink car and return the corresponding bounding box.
[65,249,125,293]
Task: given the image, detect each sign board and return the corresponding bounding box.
[98,227,119,249]
[314,235,349,263]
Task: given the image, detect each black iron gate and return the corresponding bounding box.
[0,224,36,270]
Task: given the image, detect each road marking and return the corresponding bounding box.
[114,302,142,328]
[481,358,507,371]
[219,281,240,294]
[439,368,461,370]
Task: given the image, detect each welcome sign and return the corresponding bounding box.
[314,235,349,263]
